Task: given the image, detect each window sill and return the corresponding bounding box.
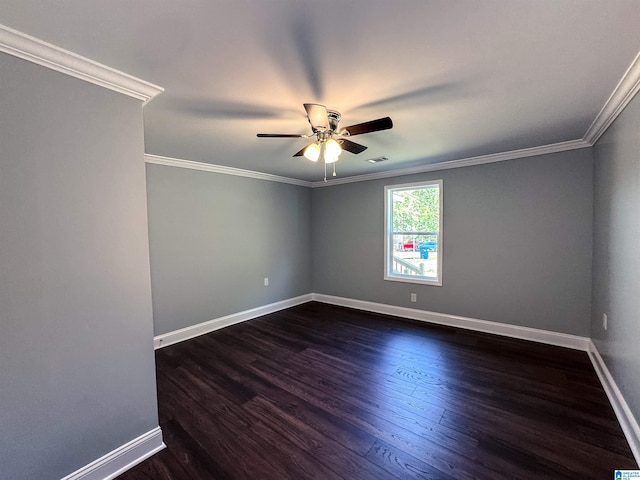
[384,275,442,287]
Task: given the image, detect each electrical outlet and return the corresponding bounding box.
[410,293,417,302]
[603,313,608,331]
[264,277,269,287]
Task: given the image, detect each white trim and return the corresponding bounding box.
[145,140,591,188]
[143,139,590,190]
[145,140,592,188]
[587,341,640,465]
[155,293,590,351]
[584,50,640,146]
[154,294,313,349]
[311,139,590,187]
[0,24,163,103]
[145,154,313,188]
[311,294,590,351]
[60,427,165,480]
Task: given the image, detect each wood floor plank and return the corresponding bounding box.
[163,386,292,479]
[244,377,379,457]
[117,302,637,480]
[247,358,503,480]
[245,395,391,480]
[158,420,234,480]
[366,438,457,480]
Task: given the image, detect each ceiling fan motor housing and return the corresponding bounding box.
[327,110,341,132]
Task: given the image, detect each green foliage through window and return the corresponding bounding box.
[392,185,440,234]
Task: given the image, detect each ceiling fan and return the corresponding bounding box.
[257,103,393,180]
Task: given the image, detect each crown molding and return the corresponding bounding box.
[311,138,590,187]
[0,24,163,103]
[584,50,640,146]
[144,138,589,190]
[144,154,313,187]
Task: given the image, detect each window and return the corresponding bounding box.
[384,180,442,285]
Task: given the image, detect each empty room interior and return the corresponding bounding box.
[2,1,640,479]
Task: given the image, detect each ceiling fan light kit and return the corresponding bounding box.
[257,103,393,180]
[323,138,341,163]
[303,142,321,162]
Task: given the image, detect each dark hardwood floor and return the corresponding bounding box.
[117,302,637,479]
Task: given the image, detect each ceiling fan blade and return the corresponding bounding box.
[340,139,368,155]
[341,116,393,136]
[304,103,329,131]
[257,133,306,138]
[293,142,316,157]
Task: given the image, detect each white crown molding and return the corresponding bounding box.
[144,139,588,190]
[584,50,640,146]
[154,294,313,349]
[587,341,640,465]
[145,154,313,188]
[0,24,163,103]
[311,293,590,351]
[311,139,590,187]
[60,427,165,480]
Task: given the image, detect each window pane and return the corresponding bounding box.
[391,186,440,234]
[391,233,438,277]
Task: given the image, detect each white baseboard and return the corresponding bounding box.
[311,293,591,351]
[587,341,640,465]
[154,293,589,351]
[60,427,165,480]
[154,294,313,349]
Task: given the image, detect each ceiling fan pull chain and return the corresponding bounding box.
[333,162,336,177]
[324,162,327,182]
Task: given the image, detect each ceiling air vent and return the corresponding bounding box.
[366,156,388,164]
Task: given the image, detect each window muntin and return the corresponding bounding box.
[384,180,442,286]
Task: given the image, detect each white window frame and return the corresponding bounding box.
[384,180,443,286]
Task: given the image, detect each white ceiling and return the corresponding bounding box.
[2,0,640,181]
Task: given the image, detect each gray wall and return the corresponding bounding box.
[0,54,159,479]
[146,164,312,336]
[312,149,594,336]
[591,93,640,424]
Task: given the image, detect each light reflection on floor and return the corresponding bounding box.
[366,330,452,428]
